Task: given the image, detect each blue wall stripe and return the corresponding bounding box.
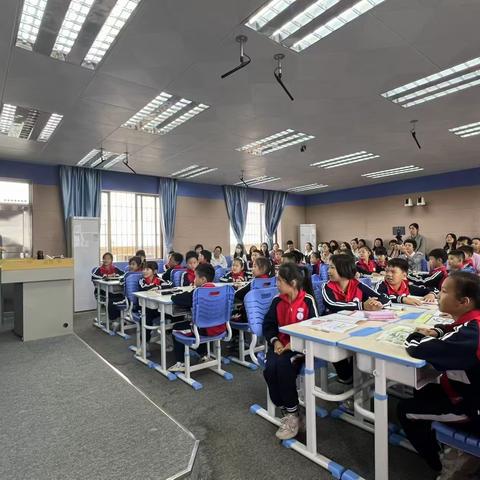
[0,159,59,185]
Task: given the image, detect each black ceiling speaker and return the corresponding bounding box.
[274,53,294,101]
[221,35,251,79]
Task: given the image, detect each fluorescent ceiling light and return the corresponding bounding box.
[83,0,142,68]
[102,153,126,169]
[16,0,48,49]
[187,168,218,179]
[449,120,480,138]
[311,150,379,169]
[77,149,101,166]
[77,149,124,169]
[170,165,218,179]
[245,0,386,52]
[90,151,114,168]
[123,93,209,135]
[170,165,200,176]
[362,165,423,179]
[287,183,328,192]
[0,104,17,134]
[382,56,480,108]
[37,113,63,142]
[51,0,96,58]
[236,129,314,156]
[234,176,281,187]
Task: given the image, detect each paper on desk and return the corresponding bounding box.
[337,310,366,320]
[299,315,361,333]
[377,325,415,346]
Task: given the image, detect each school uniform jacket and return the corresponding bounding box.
[404,310,480,420]
[180,269,196,286]
[171,282,225,336]
[461,260,476,274]
[356,259,377,275]
[139,274,166,291]
[161,265,182,285]
[375,280,433,303]
[92,264,124,281]
[407,266,448,292]
[219,270,247,283]
[375,261,387,274]
[234,274,270,303]
[322,279,390,313]
[264,290,318,348]
[92,265,125,300]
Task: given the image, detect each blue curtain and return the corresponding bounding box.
[223,186,248,245]
[59,166,101,221]
[264,190,288,248]
[159,177,178,255]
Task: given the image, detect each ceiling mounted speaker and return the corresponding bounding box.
[417,196,426,206]
[404,198,414,207]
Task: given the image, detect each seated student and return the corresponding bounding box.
[374,247,388,273]
[356,246,377,275]
[233,243,248,264]
[161,252,183,285]
[220,257,247,283]
[198,249,212,265]
[246,245,258,264]
[408,248,448,292]
[92,252,124,281]
[135,249,146,268]
[457,245,476,273]
[272,248,284,266]
[260,242,270,258]
[388,239,402,259]
[180,251,198,286]
[310,251,322,276]
[400,239,425,272]
[263,263,318,440]
[320,242,332,263]
[281,251,297,265]
[448,249,475,274]
[211,245,228,268]
[247,249,261,271]
[168,264,218,372]
[234,256,274,306]
[194,244,204,255]
[376,258,436,305]
[398,272,480,476]
[457,235,472,247]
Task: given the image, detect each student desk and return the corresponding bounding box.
[0,258,74,341]
[92,278,122,335]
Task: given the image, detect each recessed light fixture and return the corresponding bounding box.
[170,165,218,179]
[76,149,125,169]
[236,129,314,156]
[362,165,423,179]
[0,103,62,142]
[16,0,142,69]
[245,0,386,52]
[122,92,209,135]
[381,56,480,108]
[311,150,380,169]
[287,183,329,192]
[234,175,281,186]
[449,120,480,138]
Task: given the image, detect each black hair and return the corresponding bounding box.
[389,238,401,245]
[145,261,158,272]
[358,238,367,247]
[260,243,269,255]
[195,263,215,282]
[340,242,352,251]
[444,233,457,251]
[375,247,388,256]
[286,240,294,246]
[185,250,198,261]
[374,238,384,248]
[170,252,183,265]
[458,236,473,245]
[214,245,222,252]
[409,223,419,230]
[128,256,142,266]
[428,248,448,263]
[351,238,359,244]
[458,245,474,257]
[292,250,304,263]
[278,263,314,297]
[449,249,465,261]
[232,257,244,268]
[194,244,204,251]
[254,256,274,276]
[135,249,146,257]
[387,257,409,273]
[310,251,321,262]
[404,238,417,249]
[234,244,245,258]
[305,242,313,249]
[473,237,480,242]
[330,254,357,279]
[329,240,340,251]
[102,252,113,260]
[448,272,480,309]
[200,250,212,263]
[359,245,374,260]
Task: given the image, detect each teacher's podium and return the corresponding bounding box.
[0,258,74,341]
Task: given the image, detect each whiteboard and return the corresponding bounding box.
[299,224,316,250]
[68,217,100,312]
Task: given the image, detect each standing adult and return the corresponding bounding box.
[407,223,426,255]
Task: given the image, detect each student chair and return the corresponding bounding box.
[359,277,373,288]
[432,422,480,459]
[114,261,129,271]
[251,277,277,289]
[306,263,313,275]
[225,255,233,268]
[214,267,226,283]
[319,263,329,281]
[154,259,165,273]
[420,258,429,271]
[173,285,235,390]
[172,269,188,287]
[312,280,326,315]
[119,271,143,340]
[229,287,278,370]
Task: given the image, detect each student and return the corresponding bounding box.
[180,251,198,286]
[198,249,212,265]
[388,239,402,259]
[472,238,480,274]
[398,272,480,476]
[247,250,262,271]
[373,238,384,250]
[472,237,480,255]
[303,242,313,263]
[235,256,273,305]
[281,251,298,265]
[247,245,258,263]
[320,242,332,263]
[400,239,424,272]
[269,242,280,259]
[233,243,247,264]
[408,249,448,292]
[356,246,377,275]
[376,258,436,305]
[407,223,426,255]
[374,247,388,273]
[135,249,146,268]
[443,233,457,254]
[211,245,228,268]
[457,246,476,273]
[161,252,183,284]
[220,257,247,283]
[263,263,318,440]
[350,238,360,258]
[92,252,124,280]
[329,240,340,254]
[194,244,204,255]
[272,248,284,266]
[448,250,474,274]
[128,256,142,272]
[358,239,367,248]
[339,242,353,254]
[168,264,218,372]
[260,242,270,258]
[457,236,472,247]
[310,251,322,276]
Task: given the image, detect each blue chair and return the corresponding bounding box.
[173,285,235,389]
[214,267,226,283]
[172,269,187,287]
[311,273,321,284]
[432,422,480,459]
[305,263,313,275]
[312,280,326,315]
[153,259,165,273]
[251,277,277,290]
[420,258,429,271]
[119,271,143,342]
[225,255,233,268]
[229,287,278,370]
[114,261,129,271]
[319,263,329,281]
[359,276,373,288]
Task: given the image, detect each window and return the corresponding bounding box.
[229,202,279,253]
[100,191,162,261]
[0,180,30,204]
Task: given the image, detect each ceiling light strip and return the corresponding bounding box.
[187,168,218,179]
[246,0,297,31]
[0,104,17,134]
[16,0,49,49]
[323,154,380,169]
[449,121,480,133]
[460,130,480,138]
[143,98,192,131]
[236,129,295,151]
[102,153,126,169]
[91,151,114,168]
[314,152,376,167]
[364,168,423,179]
[37,113,63,142]
[362,165,416,176]
[77,149,100,166]
[170,165,200,176]
[310,150,367,167]
[158,104,209,134]
[123,92,172,128]
[177,167,209,178]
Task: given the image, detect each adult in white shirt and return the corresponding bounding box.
[407,223,426,255]
[211,245,228,268]
[399,239,424,272]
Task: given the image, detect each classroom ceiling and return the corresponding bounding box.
[0,0,480,194]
